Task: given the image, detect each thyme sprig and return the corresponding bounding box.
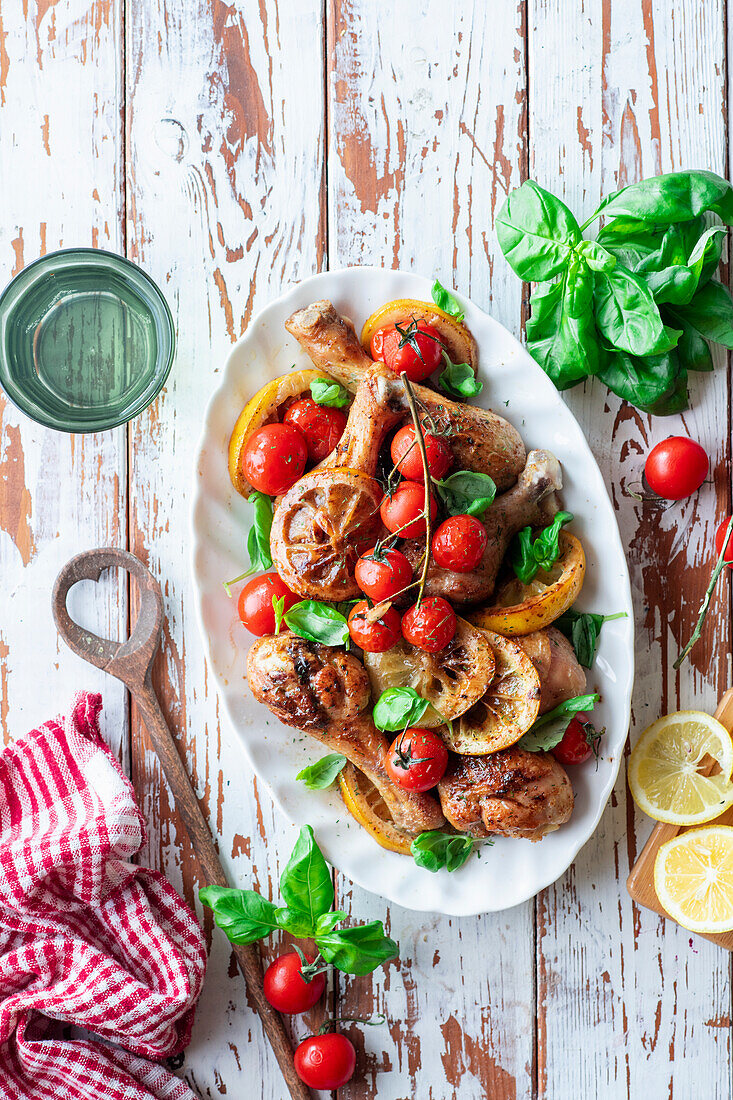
[674,515,733,669]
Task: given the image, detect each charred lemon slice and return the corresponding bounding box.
[467,533,586,637]
[360,298,478,373]
[449,630,541,754]
[229,369,342,498]
[363,617,495,728]
[339,763,413,855]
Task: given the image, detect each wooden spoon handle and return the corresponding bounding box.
[133,676,312,1100]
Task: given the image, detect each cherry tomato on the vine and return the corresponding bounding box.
[551,714,599,766]
[644,436,709,500]
[355,545,413,601]
[715,516,733,568]
[401,597,456,653]
[390,424,452,481]
[242,422,308,495]
[348,600,402,652]
[294,1032,356,1090]
[432,515,487,572]
[385,727,449,792]
[370,319,444,382]
[380,480,437,539]
[237,573,299,636]
[283,398,347,465]
[263,952,326,1014]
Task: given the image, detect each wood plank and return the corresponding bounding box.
[0,0,128,761]
[124,2,328,1094]
[327,3,535,1097]
[529,0,732,1094]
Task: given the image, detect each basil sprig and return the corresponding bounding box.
[554,609,627,669]
[296,753,347,790]
[438,353,483,399]
[224,490,273,593]
[433,471,496,518]
[511,511,573,584]
[517,693,600,752]
[372,687,430,732]
[497,171,733,414]
[432,278,465,321]
[284,600,349,646]
[310,377,351,408]
[411,831,476,873]
[200,825,397,975]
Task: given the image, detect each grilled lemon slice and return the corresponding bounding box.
[655,826,733,933]
[338,763,413,855]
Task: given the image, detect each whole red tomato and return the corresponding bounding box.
[380,481,437,539]
[370,319,444,382]
[294,1032,356,1090]
[432,515,487,572]
[644,436,709,500]
[386,727,449,791]
[390,424,452,481]
[551,714,600,765]
[242,422,308,495]
[715,516,733,568]
[283,398,347,464]
[263,952,326,1014]
[348,600,401,652]
[237,573,299,636]
[401,597,456,652]
[355,545,413,601]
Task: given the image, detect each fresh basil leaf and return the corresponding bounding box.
[595,347,688,414]
[411,831,475,873]
[589,170,733,227]
[640,225,727,306]
[199,886,279,944]
[511,512,573,584]
[433,471,496,518]
[593,266,678,356]
[526,258,600,388]
[432,279,465,321]
[517,693,600,752]
[438,354,483,398]
[554,609,627,669]
[665,280,733,350]
[279,824,333,933]
[373,687,430,732]
[225,491,273,583]
[316,921,399,976]
[663,308,713,372]
[296,753,347,790]
[284,600,349,646]
[272,594,286,635]
[274,906,320,938]
[496,180,581,280]
[310,377,351,408]
[574,239,616,272]
[315,910,347,935]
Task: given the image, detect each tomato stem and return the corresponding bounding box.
[674,515,733,670]
[317,1013,386,1035]
[401,373,432,609]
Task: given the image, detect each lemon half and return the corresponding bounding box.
[655,826,733,933]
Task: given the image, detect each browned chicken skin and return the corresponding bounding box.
[285,300,527,492]
[247,632,446,835]
[438,748,573,840]
[516,627,587,713]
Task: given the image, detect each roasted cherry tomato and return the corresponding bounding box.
[644,436,709,500]
[348,600,402,652]
[241,422,308,495]
[715,516,733,568]
[390,424,452,481]
[294,1032,356,1090]
[551,714,598,766]
[401,597,456,652]
[432,515,487,572]
[283,397,347,465]
[237,573,299,636]
[263,952,326,1014]
[370,319,444,382]
[386,727,449,792]
[380,481,437,539]
[355,545,413,601]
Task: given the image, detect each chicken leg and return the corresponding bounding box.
[247,632,446,834]
[516,627,587,713]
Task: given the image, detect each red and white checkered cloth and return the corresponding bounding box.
[0,692,208,1100]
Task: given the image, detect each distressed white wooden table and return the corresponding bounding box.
[1,2,731,1097]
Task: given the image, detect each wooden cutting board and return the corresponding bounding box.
[627,688,733,949]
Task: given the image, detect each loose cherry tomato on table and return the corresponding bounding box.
[551,714,600,766]
[263,952,326,1014]
[401,597,456,653]
[432,515,487,572]
[355,545,413,601]
[348,600,402,652]
[370,319,444,382]
[283,398,347,464]
[294,1032,356,1090]
[237,573,299,636]
[380,480,437,539]
[715,516,733,567]
[241,422,308,495]
[390,424,452,481]
[386,727,449,791]
[644,436,709,500]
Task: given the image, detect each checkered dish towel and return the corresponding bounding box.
[0,692,207,1100]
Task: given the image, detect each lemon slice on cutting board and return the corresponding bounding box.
[654,826,733,933]
[628,711,733,825]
